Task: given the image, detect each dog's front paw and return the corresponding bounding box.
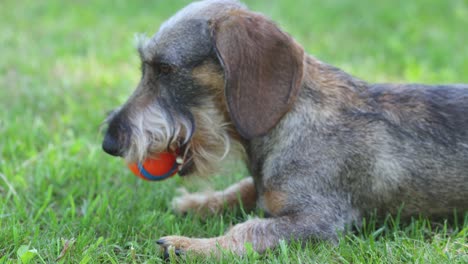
[157,235,217,257]
[171,188,222,216]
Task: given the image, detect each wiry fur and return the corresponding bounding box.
[102,0,468,258]
[124,99,193,163]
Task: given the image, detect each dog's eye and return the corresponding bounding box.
[159,63,173,75]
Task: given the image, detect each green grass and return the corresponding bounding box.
[1,0,467,263]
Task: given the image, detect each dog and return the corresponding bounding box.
[102,0,468,256]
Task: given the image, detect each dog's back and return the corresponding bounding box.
[369,83,468,145]
[355,83,468,218]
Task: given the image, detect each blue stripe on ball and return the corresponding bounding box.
[137,162,178,181]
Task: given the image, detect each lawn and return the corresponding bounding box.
[0,0,467,263]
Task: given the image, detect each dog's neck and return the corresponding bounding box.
[301,55,370,111]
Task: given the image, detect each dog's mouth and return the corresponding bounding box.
[131,138,195,178]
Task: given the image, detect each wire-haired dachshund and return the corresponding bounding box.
[102,0,468,256]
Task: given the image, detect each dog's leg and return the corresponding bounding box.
[171,177,256,216]
[160,194,355,256]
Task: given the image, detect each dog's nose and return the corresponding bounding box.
[102,133,122,157]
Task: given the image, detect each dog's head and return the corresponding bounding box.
[102,0,304,176]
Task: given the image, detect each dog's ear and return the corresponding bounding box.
[211,10,304,139]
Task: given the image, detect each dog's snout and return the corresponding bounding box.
[102,133,122,156]
[102,112,130,157]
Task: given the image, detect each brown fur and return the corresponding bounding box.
[192,61,229,119]
[263,190,288,216]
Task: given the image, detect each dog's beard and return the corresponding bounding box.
[124,99,232,177]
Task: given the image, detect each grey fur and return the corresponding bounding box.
[138,0,244,66]
[102,0,468,255]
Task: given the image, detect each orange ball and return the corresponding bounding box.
[127,152,179,181]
